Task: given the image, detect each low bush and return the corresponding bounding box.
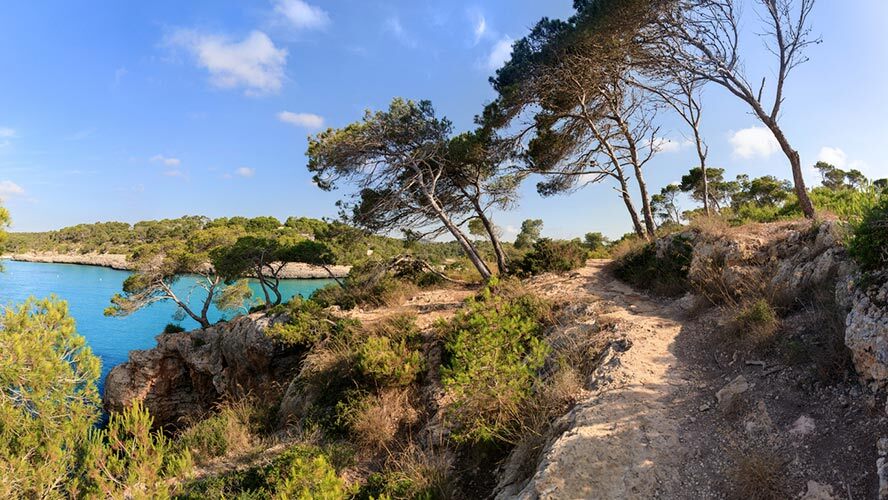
[517,238,587,276]
[336,388,419,451]
[613,235,694,297]
[356,314,425,387]
[266,297,345,347]
[847,195,888,273]
[164,323,186,334]
[312,262,417,311]
[731,299,779,349]
[176,400,263,465]
[176,444,348,499]
[81,401,193,498]
[357,444,455,500]
[440,279,551,444]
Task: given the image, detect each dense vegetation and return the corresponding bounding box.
[5,0,888,497]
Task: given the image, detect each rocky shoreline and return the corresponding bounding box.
[1,252,352,279]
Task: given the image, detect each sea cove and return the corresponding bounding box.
[0,260,332,392]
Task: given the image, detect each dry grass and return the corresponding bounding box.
[609,236,648,261]
[688,213,732,239]
[177,400,262,465]
[346,388,419,451]
[727,449,787,500]
[381,442,457,498]
[729,299,780,350]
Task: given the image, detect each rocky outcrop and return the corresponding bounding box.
[103,313,303,428]
[3,252,351,278]
[845,277,888,384]
[686,220,855,302]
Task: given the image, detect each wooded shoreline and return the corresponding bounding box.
[1,252,352,279]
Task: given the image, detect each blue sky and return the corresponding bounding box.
[0,1,886,240]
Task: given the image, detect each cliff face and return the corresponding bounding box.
[104,313,302,427]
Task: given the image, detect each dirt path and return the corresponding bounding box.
[510,260,695,499]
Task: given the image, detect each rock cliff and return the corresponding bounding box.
[104,313,302,427]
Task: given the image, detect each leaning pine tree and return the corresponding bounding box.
[307,98,499,280]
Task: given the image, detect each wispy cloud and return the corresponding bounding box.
[485,36,513,71]
[0,180,25,199]
[817,146,847,168]
[151,154,181,167]
[113,67,128,88]
[649,137,694,154]
[729,127,779,159]
[469,9,488,45]
[165,29,288,96]
[235,167,255,178]
[385,17,417,48]
[277,111,324,129]
[273,0,330,30]
[0,127,16,139]
[163,170,185,178]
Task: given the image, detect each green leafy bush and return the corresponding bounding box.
[517,238,587,276]
[266,297,343,347]
[356,314,425,387]
[440,279,551,444]
[176,444,347,499]
[732,299,779,348]
[176,401,261,465]
[847,196,888,273]
[613,235,694,297]
[81,401,193,498]
[312,262,417,311]
[164,323,186,334]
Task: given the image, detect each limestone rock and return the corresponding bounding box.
[103,313,303,428]
[845,279,888,384]
[789,415,816,438]
[801,480,837,500]
[716,375,749,410]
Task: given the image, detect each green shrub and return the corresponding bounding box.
[732,299,779,348]
[266,297,342,346]
[176,401,261,465]
[356,314,424,387]
[176,444,347,499]
[164,323,186,334]
[440,279,551,444]
[613,235,694,297]
[357,336,425,387]
[517,238,587,276]
[81,401,193,498]
[312,262,417,311]
[847,196,888,273]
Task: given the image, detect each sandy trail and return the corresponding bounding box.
[514,260,694,499]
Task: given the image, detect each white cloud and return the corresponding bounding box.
[729,126,779,159]
[163,170,185,178]
[151,154,181,167]
[817,146,848,168]
[273,0,330,30]
[0,180,25,199]
[469,9,487,44]
[166,29,288,95]
[385,17,417,48]
[0,127,16,138]
[649,137,693,154]
[235,167,255,178]
[277,111,324,129]
[486,36,513,71]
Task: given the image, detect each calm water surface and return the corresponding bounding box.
[0,260,332,393]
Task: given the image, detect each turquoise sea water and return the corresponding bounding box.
[0,260,332,393]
